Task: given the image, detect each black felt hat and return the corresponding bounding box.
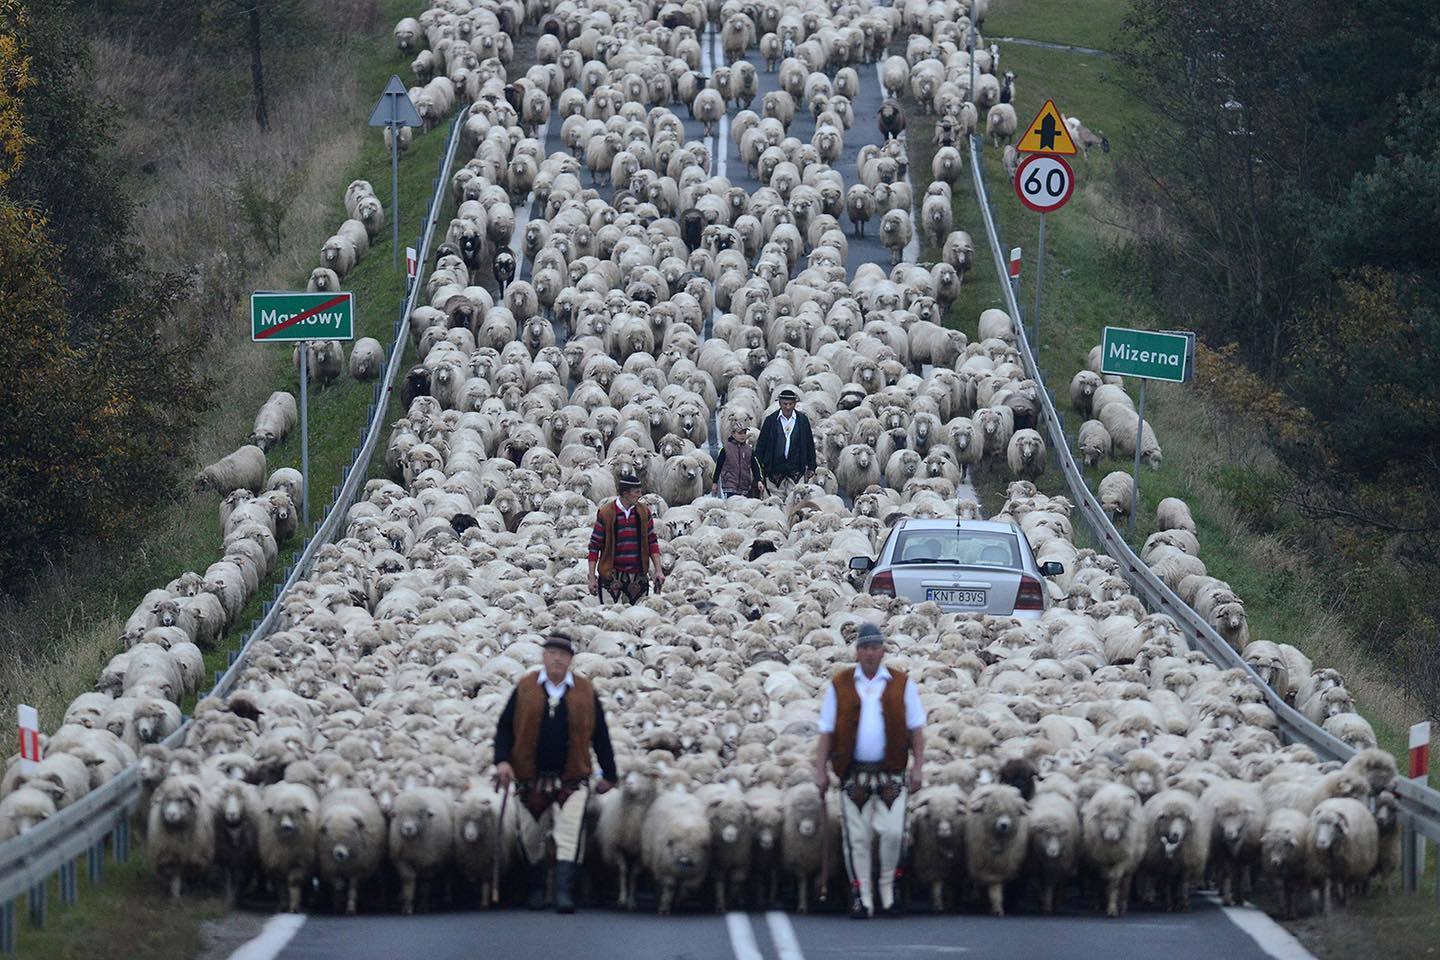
[617,472,644,490]
[542,633,576,655]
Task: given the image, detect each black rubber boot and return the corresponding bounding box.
[526,861,548,910]
[554,861,577,914]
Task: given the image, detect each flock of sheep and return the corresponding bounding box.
[0,0,1402,930]
[1069,358,1375,754]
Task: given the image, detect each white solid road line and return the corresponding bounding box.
[726,912,766,960]
[764,911,807,960]
[226,913,306,960]
[511,117,549,274]
[1205,895,1316,960]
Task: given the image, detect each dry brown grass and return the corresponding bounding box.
[0,0,389,727]
[1145,385,1427,737]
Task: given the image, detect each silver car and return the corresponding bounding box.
[849,518,1063,619]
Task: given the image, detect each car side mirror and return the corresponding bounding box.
[1040,561,1065,577]
[849,556,873,571]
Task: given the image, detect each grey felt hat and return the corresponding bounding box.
[856,623,885,647]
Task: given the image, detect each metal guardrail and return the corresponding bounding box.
[0,106,468,952]
[965,130,1440,891]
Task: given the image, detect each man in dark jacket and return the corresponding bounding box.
[495,634,618,913]
[755,387,817,494]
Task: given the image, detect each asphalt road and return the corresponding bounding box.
[245,897,1311,960]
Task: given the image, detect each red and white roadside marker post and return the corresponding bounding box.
[1409,721,1431,882]
[1008,246,1022,302]
[406,246,418,288]
[17,704,41,775]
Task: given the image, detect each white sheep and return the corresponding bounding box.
[258,781,319,912]
[1077,420,1112,468]
[316,787,386,915]
[780,782,826,914]
[1097,470,1134,521]
[964,784,1029,916]
[1025,790,1080,913]
[1006,429,1046,480]
[641,786,712,915]
[194,445,267,496]
[1201,780,1265,906]
[879,209,913,266]
[1081,783,1145,917]
[389,786,454,915]
[0,785,57,841]
[909,784,966,911]
[349,337,384,381]
[986,104,1017,147]
[250,392,297,451]
[597,770,660,910]
[1155,497,1196,533]
[146,775,214,899]
[1308,797,1378,912]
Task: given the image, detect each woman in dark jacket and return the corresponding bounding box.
[711,423,765,498]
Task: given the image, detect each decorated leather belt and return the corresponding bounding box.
[844,763,905,809]
[516,775,587,816]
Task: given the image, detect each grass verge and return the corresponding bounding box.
[0,0,439,729]
[1,2,463,955]
[925,0,1440,946]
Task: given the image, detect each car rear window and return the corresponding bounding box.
[892,530,1021,566]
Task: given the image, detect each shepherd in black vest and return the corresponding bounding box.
[494,634,618,913]
[814,624,926,918]
[755,387,817,494]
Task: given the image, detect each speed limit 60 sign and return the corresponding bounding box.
[1014,153,1075,213]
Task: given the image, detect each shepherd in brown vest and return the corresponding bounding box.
[494,634,618,913]
[586,472,664,603]
[813,623,926,918]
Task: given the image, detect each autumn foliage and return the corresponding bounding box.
[0,0,201,591]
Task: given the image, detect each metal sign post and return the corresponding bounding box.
[298,343,309,529]
[1128,379,1146,538]
[1100,326,1193,538]
[1014,153,1074,367]
[1034,213,1046,358]
[369,76,424,271]
[252,290,356,532]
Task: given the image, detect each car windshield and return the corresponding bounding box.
[891,529,1021,566]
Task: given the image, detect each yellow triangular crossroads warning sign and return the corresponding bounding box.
[1016,99,1077,155]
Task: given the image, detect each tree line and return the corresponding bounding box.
[0,0,202,591]
[1117,0,1440,718]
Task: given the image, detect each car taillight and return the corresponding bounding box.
[1016,575,1045,610]
[869,571,895,597]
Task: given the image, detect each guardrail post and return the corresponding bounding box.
[59,860,76,905]
[114,820,130,862]
[88,839,103,885]
[1,897,13,954]
[26,883,43,929]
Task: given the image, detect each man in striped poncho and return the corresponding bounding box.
[585,473,664,603]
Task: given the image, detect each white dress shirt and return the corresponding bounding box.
[778,412,796,458]
[614,497,633,519]
[817,664,926,762]
[539,670,575,701]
